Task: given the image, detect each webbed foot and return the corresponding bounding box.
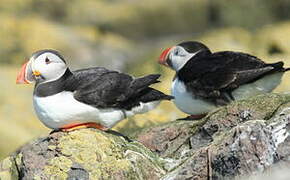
[60,122,109,132]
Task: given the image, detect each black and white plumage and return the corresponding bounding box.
[159,41,290,119]
[17,50,173,130]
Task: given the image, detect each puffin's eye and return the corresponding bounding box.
[174,49,179,56]
[45,57,51,64]
[174,48,186,57]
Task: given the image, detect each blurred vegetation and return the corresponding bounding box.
[1,0,290,159]
[1,0,290,66]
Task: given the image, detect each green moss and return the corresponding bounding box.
[231,93,290,119]
[204,93,290,123]
[267,101,290,124]
[125,142,166,178]
[127,141,164,168]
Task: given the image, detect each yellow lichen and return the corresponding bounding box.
[47,145,56,151]
[1,157,12,170]
[0,170,13,180]
[53,129,133,178]
[0,157,19,180]
[44,156,72,180]
[33,175,42,180]
[14,153,22,169]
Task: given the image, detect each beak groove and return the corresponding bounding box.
[16,62,29,84]
[16,61,34,84]
[158,47,172,66]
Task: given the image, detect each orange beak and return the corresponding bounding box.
[158,47,172,67]
[16,61,34,84]
[16,62,29,84]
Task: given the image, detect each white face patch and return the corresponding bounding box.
[169,46,199,71]
[31,52,67,83]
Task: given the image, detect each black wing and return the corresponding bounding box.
[177,51,285,104]
[64,67,172,110]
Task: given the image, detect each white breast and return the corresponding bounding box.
[33,91,159,129]
[171,79,216,115]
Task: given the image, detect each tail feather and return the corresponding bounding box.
[284,67,290,72]
[269,61,284,70]
[129,74,161,95]
[122,88,173,110]
[120,73,173,110]
[138,88,174,102]
[130,74,161,89]
[268,61,290,72]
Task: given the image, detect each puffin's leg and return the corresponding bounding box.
[61,122,109,132]
[177,114,207,121]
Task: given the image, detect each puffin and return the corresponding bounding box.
[158,41,290,120]
[16,49,173,131]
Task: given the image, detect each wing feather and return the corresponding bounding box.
[177,51,284,104]
[64,67,171,109]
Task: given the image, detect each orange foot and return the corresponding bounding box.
[61,122,109,132]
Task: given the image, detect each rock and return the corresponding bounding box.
[135,93,290,179]
[1,93,290,179]
[0,129,165,180]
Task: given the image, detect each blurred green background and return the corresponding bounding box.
[1,0,290,160]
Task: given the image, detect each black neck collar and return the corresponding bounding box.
[177,50,211,82]
[34,68,73,97]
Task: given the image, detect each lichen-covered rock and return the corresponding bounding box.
[135,93,290,179]
[0,129,165,180]
[1,93,290,180]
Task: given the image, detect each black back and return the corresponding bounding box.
[177,51,287,105]
[34,67,173,110]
